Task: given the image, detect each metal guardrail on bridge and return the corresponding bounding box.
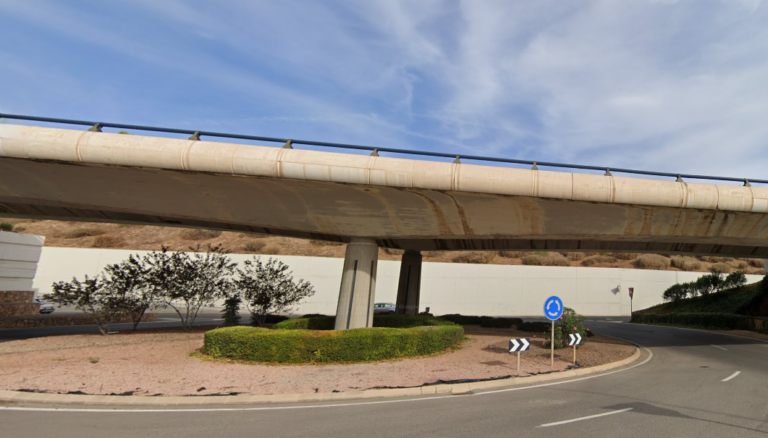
[0,112,764,186]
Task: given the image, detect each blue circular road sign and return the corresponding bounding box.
[544,296,564,320]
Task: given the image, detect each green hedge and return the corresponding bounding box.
[631,312,758,331]
[438,314,523,328]
[202,325,464,363]
[517,321,551,332]
[273,314,456,330]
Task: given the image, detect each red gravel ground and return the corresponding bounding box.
[0,326,635,396]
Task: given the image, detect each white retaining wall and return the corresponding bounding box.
[31,247,767,316]
[0,231,45,291]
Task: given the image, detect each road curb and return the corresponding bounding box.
[0,347,642,407]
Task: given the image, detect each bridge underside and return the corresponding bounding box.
[2,157,768,258]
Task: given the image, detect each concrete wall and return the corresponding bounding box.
[0,231,45,291]
[31,247,766,317]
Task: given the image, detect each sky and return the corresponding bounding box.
[1,0,767,181]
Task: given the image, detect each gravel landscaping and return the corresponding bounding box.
[0,326,636,396]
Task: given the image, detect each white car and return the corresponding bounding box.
[34,298,55,314]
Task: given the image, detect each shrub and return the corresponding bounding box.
[274,315,456,330]
[663,283,692,302]
[670,256,702,271]
[479,317,523,328]
[631,313,757,331]
[517,321,551,332]
[252,314,290,325]
[0,222,13,232]
[452,251,496,264]
[301,313,326,318]
[58,227,106,239]
[242,240,267,252]
[309,239,344,246]
[565,252,586,261]
[523,253,569,266]
[545,307,588,349]
[724,271,747,290]
[748,259,764,268]
[261,244,281,254]
[202,325,464,363]
[581,255,619,267]
[499,251,530,258]
[710,263,731,273]
[732,261,748,270]
[438,314,484,325]
[91,235,125,248]
[611,252,638,260]
[635,254,671,270]
[179,229,222,240]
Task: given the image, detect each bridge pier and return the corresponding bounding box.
[396,250,422,315]
[334,238,378,330]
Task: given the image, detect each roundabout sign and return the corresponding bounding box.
[544,296,564,320]
[543,295,564,367]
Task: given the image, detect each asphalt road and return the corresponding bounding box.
[2,321,767,438]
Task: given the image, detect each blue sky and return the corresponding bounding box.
[1,0,767,180]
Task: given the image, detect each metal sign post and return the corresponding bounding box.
[629,287,634,316]
[509,338,530,371]
[544,296,564,367]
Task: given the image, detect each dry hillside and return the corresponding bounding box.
[0,218,764,274]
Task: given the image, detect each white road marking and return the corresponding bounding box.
[0,347,655,414]
[721,371,741,382]
[711,345,728,351]
[536,408,633,428]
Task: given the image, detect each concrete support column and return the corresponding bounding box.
[764,259,768,275]
[396,250,422,315]
[334,238,378,330]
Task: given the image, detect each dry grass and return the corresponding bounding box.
[261,244,281,255]
[699,256,735,263]
[523,253,570,266]
[710,262,732,273]
[178,229,222,241]
[54,227,106,239]
[748,259,765,268]
[635,254,671,270]
[242,240,267,252]
[670,256,702,271]
[91,235,125,248]
[580,255,619,267]
[731,260,749,270]
[611,252,639,260]
[452,251,497,264]
[563,252,586,261]
[383,248,405,255]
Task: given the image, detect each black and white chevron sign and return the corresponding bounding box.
[568,333,583,346]
[509,338,530,352]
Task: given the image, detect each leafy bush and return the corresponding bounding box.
[545,307,588,349]
[644,276,766,315]
[517,321,551,332]
[252,314,290,325]
[301,313,326,318]
[0,222,13,232]
[274,315,455,330]
[635,254,671,270]
[631,313,757,331]
[202,325,464,363]
[438,314,484,325]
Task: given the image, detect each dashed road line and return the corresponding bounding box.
[536,408,633,428]
[711,345,728,351]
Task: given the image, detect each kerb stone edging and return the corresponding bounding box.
[0,347,641,407]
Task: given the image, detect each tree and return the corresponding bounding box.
[695,270,724,295]
[723,271,747,290]
[102,254,165,330]
[46,275,128,335]
[234,257,315,327]
[221,295,242,326]
[162,245,236,329]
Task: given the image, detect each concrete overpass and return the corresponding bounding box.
[2,123,768,329]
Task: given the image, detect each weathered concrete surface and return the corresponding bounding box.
[1,124,768,257]
[334,238,378,329]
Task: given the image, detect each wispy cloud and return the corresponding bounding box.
[1,0,767,179]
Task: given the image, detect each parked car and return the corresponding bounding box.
[34,298,55,314]
[373,302,396,315]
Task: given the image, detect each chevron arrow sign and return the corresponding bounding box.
[509,338,530,352]
[568,333,583,346]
